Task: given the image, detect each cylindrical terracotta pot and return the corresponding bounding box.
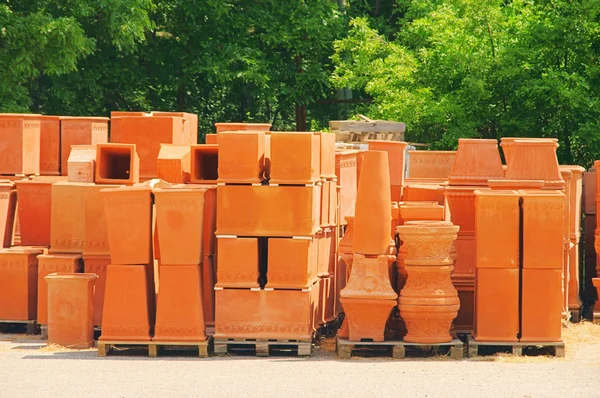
[353,150,392,255]
[448,139,504,186]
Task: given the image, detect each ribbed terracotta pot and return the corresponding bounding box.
[397,221,460,343]
[353,151,392,255]
[505,139,563,189]
[448,139,504,186]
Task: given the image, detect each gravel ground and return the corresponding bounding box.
[0,323,598,398]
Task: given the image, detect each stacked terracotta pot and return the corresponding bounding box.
[214,129,338,341]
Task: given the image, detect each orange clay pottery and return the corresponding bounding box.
[353,150,392,255]
[487,179,544,190]
[190,144,219,183]
[99,264,154,341]
[153,265,207,342]
[335,151,358,222]
[45,273,97,348]
[83,254,110,326]
[214,287,315,340]
[50,182,94,254]
[0,182,16,248]
[214,122,271,133]
[397,221,460,343]
[402,183,446,204]
[83,184,123,256]
[448,139,504,186]
[14,179,54,246]
[67,145,96,183]
[216,184,320,237]
[0,114,41,175]
[500,136,556,164]
[215,237,259,288]
[505,139,564,189]
[95,143,140,185]
[153,188,205,265]
[593,278,600,311]
[317,229,333,277]
[520,268,562,342]
[59,117,108,177]
[205,134,217,144]
[202,255,216,332]
[39,115,61,175]
[268,132,320,185]
[266,236,318,289]
[151,112,198,145]
[217,131,266,183]
[157,144,191,183]
[101,186,153,265]
[367,140,408,201]
[399,202,444,225]
[315,132,337,179]
[0,248,43,320]
[110,115,185,179]
[37,254,82,325]
[407,150,456,179]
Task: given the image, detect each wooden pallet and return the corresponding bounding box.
[336,338,464,359]
[97,340,210,358]
[467,336,565,358]
[214,338,312,357]
[0,320,38,335]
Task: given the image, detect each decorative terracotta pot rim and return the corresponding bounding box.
[403,265,454,272]
[444,186,485,192]
[500,137,558,143]
[402,220,453,227]
[487,180,544,190]
[60,116,110,121]
[399,201,440,206]
[457,138,498,144]
[518,190,565,196]
[511,139,559,147]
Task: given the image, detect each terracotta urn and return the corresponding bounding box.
[157,144,191,183]
[60,117,109,177]
[367,140,408,201]
[448,139,504,186]
[397,221,460,343]
[407,150,456,179]
[269,132,320,185]
[45,273,97,348]
[505,139,564,190]
[217,131,266,183]
[0,182,16,248]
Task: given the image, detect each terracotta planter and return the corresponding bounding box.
[0,248,43,320]
[202,255,216,332]
[353,151,392,255]
[95,143,140,185]
[217,131,266,183]
[445,186,488,233]
[45,273,97,348]
[269,132,320,185]
[14,179,54,246]
[328,181,338,227]
[157,144,191,183]
[50,182,93,254]
[214,288,315,340]
[320,181,330,228]
[505,139,564,189]
[315,132,337,179]
[448,139,504,186]
[0,114,41,175]
[317,229,333,277]
[101,186,153,265]
[154,188,205,265]
[266,236,317,289]
[190,145,219,184]
[521,268,562,342]
[39,116,61,175]
[0,182,16,248]
[67,145,96,183]
[153,265,207,342]
[37,254,82,325]
[152,112,198,145]
[368,140,408,200]
[402,183,446,205]
[110,115,185,179]
[83,184,123,256]
[216,184,320,237]
[215,237,259,288]
[205,134,217,144]
[110,111,151,117]
[83,254,110,326]
[407,150,456,179]
[500,136,557,164]
[60,117,108,177]
[335,151,358,222]
[214,122,271,133]
[474,190,520,269]
[99,264,154,341]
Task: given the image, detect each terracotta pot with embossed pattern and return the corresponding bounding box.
[215,237,259,288]
[0,114,41,175]
[505,139,564,190]
[40,116,61,175]
[217,131,266,183]
[0,248,43,320]
[449,139,504,186]
[407,150,456,179]
[269,132,320,185]
[37,254,82,326]
[60,117,108,177]
[83,184,123,257]
[266,236,317,289]
[50,182,94,254]
[316,132,337,180]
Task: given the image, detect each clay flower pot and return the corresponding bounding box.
[152,112,199,145]
[50,182,94,254]
[368,140,408,201]
[0,182,16,248]
[407,150,456,179]
[335,151,358,222]
[37,254,83,326]
[15,179,54,246]
[444,186,484,234]
[217,131,266,183]
[402,183,446,204]
[448,139,504,186]
[270,132,321,185]
[505,139,564,190]
[0,114,41,175]
[0,248,44,320]
[157,144,191,183]
[95,143,140,185]
[83,184,123,256]
[83,254,110,326]
[215,237,259,288]
[39,115,61,175]
[266,236,318,289]
[500,137,557,165]
[190,144,219,183]
[353,150,392,255]
[60,117,108,177]
[45,273,97,348]
[397,221,460,343]
[67,145,96,183]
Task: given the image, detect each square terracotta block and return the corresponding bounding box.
[521,268,562,342]
[83,184,123,256]
[95,143,140,185]
[60,117,108,177]
[266,236,317,289]
[152,112,198,145]
[36,254,82,325]
[215,237,259,288]
[190,145,219,184]
[214,287,317,340]
[315,132,336,179]
[475,191,520,269]
[269,132,320,184]
[50,182,93,254]
[335,151,357,223]
[0,114,41,175]
[39,116,61,175]
[521,191,565,269]
[83,254,110,326]
[157,144,191,183]
[216,184,320,236]
[67,145,96,183]
[0,248,43,320]
[14,179,53,246]
[217,131,265,183]
[474,268,519,342]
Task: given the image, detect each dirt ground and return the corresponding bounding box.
[0,321,598,397]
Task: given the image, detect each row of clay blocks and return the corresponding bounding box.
[213,129,339,341]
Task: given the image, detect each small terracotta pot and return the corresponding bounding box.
[269,132,320,185]
[189,144,219,183]
[215,237,259,288]
[217,131,266,183]
[83,254,110,326]
[45,273,97,348]
[83,184,123,256]
[60,117,109,177]
[50,182,94,254]
[0,114,41,175]
[95,143,140,185]
[448,139,504,186]
[266,236,317,289]
[335,151,358,222]
[505,139,564,190]
[0,248,43,320]
[39,116,61,175]
[37,254,83,325]
[407,150,456,179]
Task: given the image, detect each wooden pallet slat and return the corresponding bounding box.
[336,338,464,359]
[213,338,312,357]
[0,319,39,335]
[97,340,211,358]
[467,336,565,358]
